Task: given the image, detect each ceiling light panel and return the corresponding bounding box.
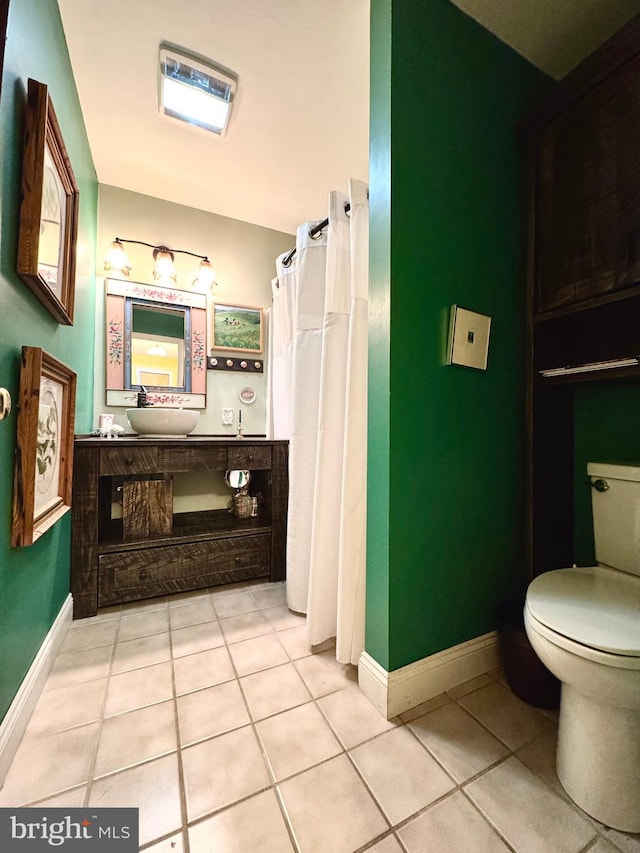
[159,46,237,135]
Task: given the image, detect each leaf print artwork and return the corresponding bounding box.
[36,388,59,495]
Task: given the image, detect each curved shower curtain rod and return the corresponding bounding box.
[281,200,352,269]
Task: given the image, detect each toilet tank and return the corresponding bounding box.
[588,462,640,577]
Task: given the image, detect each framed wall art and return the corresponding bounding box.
[211,302,264,353]
[11,347,77,547]
[0,2,8,106]
[16,78,79,325]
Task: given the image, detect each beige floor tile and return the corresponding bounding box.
[366,837,405,853]
[317,685,397,749]
[118,608,170,641]
[465,756,597,853]
[240,662,311,720]
[409,702,509,783]
[171,621,224,658]
[398,790,510,852]
[256,701,342,781]
[278,754,388,853]
[213,591,259,619]
[277,625,313,660]
[603,828,640,852]
[182,725,271,820]
[32,786,87,808]
[262,604,306,631]
[112,632,171,673]
[26,678,107,737]
[60,619,119,652]
[121,596,168,614]
[447,673,493,700]
[168,588,212,608]
[209,582,248,600]
[591,840,632,853]
[177,680,250,745]
[516,725,562,795]
[94,700,177,777]
[45,644,112,690]
[173,646,235,695]
[227,633,289,676]
[398,694,451,724]
[188,789,294,852]
[143,832,185,853]
[104,661,173,716]
[459,681,548,750]
[169,598,216,629]
[350,727,455,825]
[220,610,273,643]
[250,583,287,610]
[293,650,357,698]
[0,723,100,806]
[88,753,182,847]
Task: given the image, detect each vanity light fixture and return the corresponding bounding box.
[159,45,237,136]
[104,239,131,276]
[103,237,217,293]
[152,247,177,284]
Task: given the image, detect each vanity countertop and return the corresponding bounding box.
[75,434,280,445]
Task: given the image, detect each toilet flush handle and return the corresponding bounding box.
[590,478,609,492]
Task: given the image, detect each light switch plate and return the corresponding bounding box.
[447,305,491,370]
[221,408,234,425]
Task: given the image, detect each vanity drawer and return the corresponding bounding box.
[158,445,228,472]
[228,444,272,469]
[100,446,159,476]
[98,533,271,605]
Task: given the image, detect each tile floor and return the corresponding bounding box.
[1,580,639,852]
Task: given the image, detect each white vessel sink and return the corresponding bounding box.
[126,407,199,438]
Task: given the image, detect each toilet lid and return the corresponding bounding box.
[527,566,640,656]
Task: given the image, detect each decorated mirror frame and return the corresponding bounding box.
[105,278,207,408]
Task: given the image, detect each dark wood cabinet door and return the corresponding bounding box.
[615,55,640,289]
[535,80,618,313]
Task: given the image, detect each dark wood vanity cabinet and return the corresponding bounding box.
[71,437,288,618]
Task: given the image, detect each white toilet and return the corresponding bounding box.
[524,462,640,833]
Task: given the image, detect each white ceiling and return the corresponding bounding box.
[57,0,640,236]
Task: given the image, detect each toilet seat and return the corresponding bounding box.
[526,566,640,658]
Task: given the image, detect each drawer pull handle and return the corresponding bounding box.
[140,569,148,581]
[125,457,134,466]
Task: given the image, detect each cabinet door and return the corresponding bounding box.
[616,55,640,289]
[535,81,618,313]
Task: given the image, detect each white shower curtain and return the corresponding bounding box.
[267,178,368,665]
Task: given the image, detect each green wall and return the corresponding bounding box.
[0,0,97,721]
[573,384,640,565]
[367,0,551,671]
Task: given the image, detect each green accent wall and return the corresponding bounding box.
[367,0,552,671]
[0,0,97,721]
[573,384,640,566]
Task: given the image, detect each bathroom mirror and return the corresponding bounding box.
[105,278,207,408]
[131,303,186,387]
[225,469,251,490]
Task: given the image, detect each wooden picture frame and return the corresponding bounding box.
[0,2,9,107]
[11,347,77,547]
[211,302,264,353]
[17,78,79,325]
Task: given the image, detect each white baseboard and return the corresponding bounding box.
[0,594,73,785]
[359,631,500,719]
